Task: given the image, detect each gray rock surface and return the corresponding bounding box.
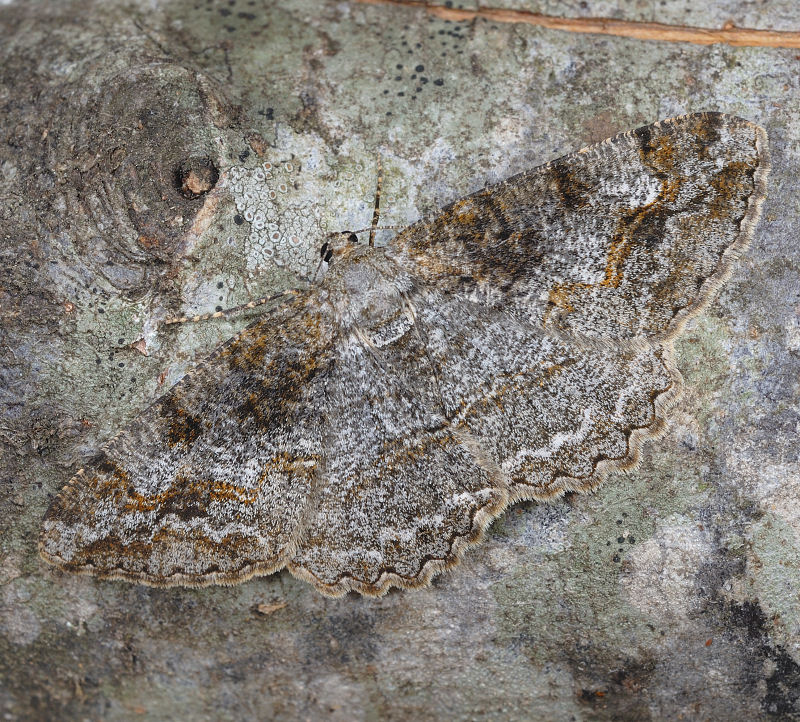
[1,0,798,719]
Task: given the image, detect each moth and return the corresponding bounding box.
[40,112,769,597]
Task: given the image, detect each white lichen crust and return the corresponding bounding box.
[40,112,770,597]
[228,151,375,281]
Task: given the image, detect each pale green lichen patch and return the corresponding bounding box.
[491,440,712,663]
[748,512,800,663]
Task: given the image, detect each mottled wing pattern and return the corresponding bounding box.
[294,112,766,595]
[287,284,675,596]
[409,289,677,502]
[40,295,334,586]
[41,112,769,597]
[288,256,509,595]
[388,112,769,342]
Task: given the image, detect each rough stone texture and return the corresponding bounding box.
[0,1,798,720]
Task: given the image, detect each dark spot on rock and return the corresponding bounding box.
[721,600,800,715]
[415,64,424,72]
[234,214,244,225]
[765,647,800,716]
[176,157,219,199]
[434,78,444,86]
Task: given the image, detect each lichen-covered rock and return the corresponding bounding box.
[1,1,799,719]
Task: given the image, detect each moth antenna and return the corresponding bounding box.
[369,154,383,248]
[160,288,300,328]
[325,225,402,240]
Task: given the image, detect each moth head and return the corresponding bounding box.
[320,231,360,265]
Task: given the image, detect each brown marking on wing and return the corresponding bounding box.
[66,529,268,574]
[46,457,131,524]
[207,308,329,429]
[709,158,759,219]
[120,451,317,515]
[551,160,595,210]
[158,395,207,449]
[67,534,154,571]
[221,301,324,371]
[687,112,722,154]
[380,431,456,469]
[123,477,259,514]
[233,353,324,427]
[539,363,566,386]
[450,197,481,227]
[543,135,682,321]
